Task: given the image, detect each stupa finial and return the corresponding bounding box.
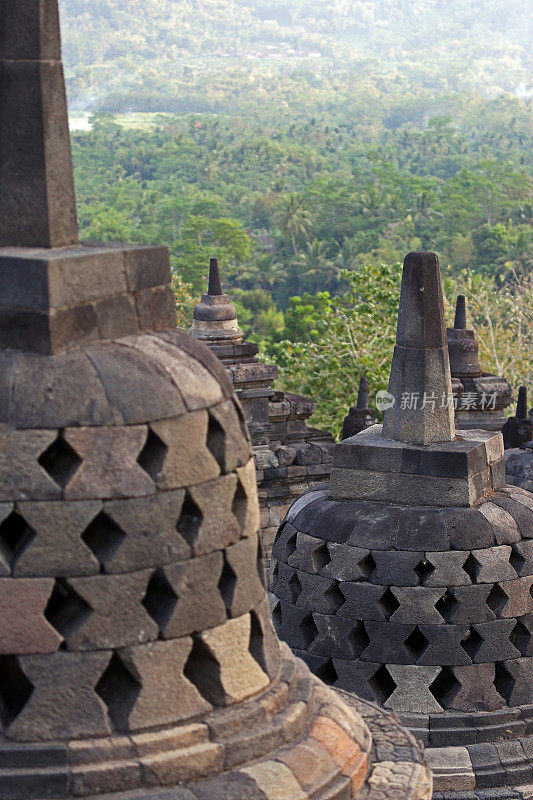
[516,386,528,420]
[382,251,455,445]
[454,294,467,329]
[208,257,223,295]
[0,0,78,247]
[356,376,369,409]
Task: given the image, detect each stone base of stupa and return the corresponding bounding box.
[1,647,432,800]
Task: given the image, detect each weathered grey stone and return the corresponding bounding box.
[223,535,265,618]
[6,651,111,741]
[0,578,61,654]
[370,551,423,587]
[95,292,138,340]
[184,473,241,555]
[384,665,443,713]
[447,664,507,712]
[62,426,154,500]
[102,639,211,731]
[207,399,252,474]
[416,625,471,666]
[468,545,517,583]
[0,427,60,501]
[148,412,220,489]
[464,620,521,663]
[54,571,159,651]
[13,500,101,577]
[389,587,447,625]
[422,551,472,587]
[134,284,176,332]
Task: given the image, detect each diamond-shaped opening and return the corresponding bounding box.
[300,613,318,649]
[509,620,530,657]
[286,531,297,559]
[249,609,269,673]
[81,512,126,571]
[184,635,224,705]
[429,667,461,708]
[218,559,237,611]
[460,627,484,660]
[176,492,203,549]
[357,552,376,580]
[312,543,331,572]
[486,584,508,617]
[435,589,459,622]
[269,561,279,592]
[271,599,282,630]
[206,414,226,471]
[463,553,480,583]
[405,626,429,660]
[0,510,35,569]
[232,479,248,535]
[95,653,141,728]
[44,579,92,641]
[323,582,345,613]
[0,656,33,727]
[38,435,81,489]
[316,659,338,686]
[378,587,400,619]
[233,399,250,441]
[348,622,371,657]
[509,546,526,576]
[494,661,514,704]
[414,558,435,584]
[142,569,177,631]
[137,429,167,481]
[288,572,302,604]
[369,665,396,704]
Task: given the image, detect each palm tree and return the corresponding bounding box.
[295,239,339,293]
[275,193,314,255]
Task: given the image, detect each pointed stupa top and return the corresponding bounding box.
[356,375,369,409]
[447,294,483,379]
[0,0,78,247]
[516,385,528,420]
[382,251,455,444]
[189,257,243,343]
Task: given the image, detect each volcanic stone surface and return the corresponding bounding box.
[270,253,533,798]
[0,3,432,799]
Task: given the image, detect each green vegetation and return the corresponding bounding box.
[64,1,532,432]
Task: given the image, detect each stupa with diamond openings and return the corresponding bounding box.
[0,3,432,799]
[269,252,533,799]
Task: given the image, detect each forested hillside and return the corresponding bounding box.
[62,1,532,431]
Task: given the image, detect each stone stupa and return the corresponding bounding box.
[341,378,378,441]
[0,4,432,799]
[504,387,533,493]
[447,295,513,432]
[269,252,533,798]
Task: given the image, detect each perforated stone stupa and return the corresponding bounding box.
[0,3,433,799]
[269,252,533,798]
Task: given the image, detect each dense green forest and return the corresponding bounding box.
[63,1,532,430]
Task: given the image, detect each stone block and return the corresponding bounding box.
[94,293,138,340]
[447,664,507,712]
[425,746,475,792]
[208,399,252,474]
[102,638,211,731]
[163,328,236,400]
[11,500,101,577]
[83,339,186,425]
[464,545,516,584]
[369,550,423,586]
[338,583,396,621]
[185,474,241,556]
[422,551,472,587]
[284,488,329,525]
[191,614,270,705]
[389,587,447,624]
[272,599,319,652]
[385,665,443,713]
[496,576,533,618]
[133,284,176,331]
[478,502,521,545]
[416,625,471,666]
[0,578,61,654]
[131,332,227,412]
[496,658,533,706]
[62,426,154,500]
[310,716,368,795]
[236,460,261,538]
[285,530,326,574]
[240,761,306,800]
[0,427,60,501]
[494,738,532,785]
[348,503,403,550]
[308,614,369,660]
[141,741,225,788]
[56,571,159,651]
[223,535,265,618]
[100,490,190,573]
[6,651,111,741]
[289,571,345,616]
[250,598,281,680]
[332,660,384,700]
[193,772,270,800]
[434,585,494,624]
[397,508,448,551]
[124,245,170,292]
[510,539,533,577]
[464,620,522,663]
[360,622,415,664]
[147,412,220,490]
[319,542,375,582]
[276,737,338,795]
[493,494,533,539]
[443,507,494,550]
[9,347,113,429]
